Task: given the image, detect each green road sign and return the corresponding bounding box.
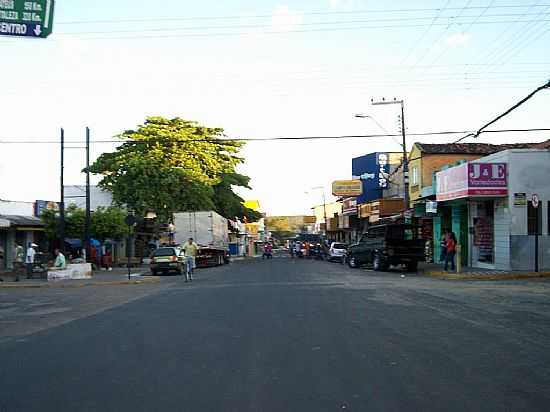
[0,0,54,38]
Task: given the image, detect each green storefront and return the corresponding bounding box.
[433,200,468,265]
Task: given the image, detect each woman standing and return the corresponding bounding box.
[444,232,457,272]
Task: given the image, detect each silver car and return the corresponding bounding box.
[327,242,347,262]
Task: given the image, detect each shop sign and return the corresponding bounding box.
[426,201,438,214]
[377,153,389,188]
[332,180,363,197]
[342,198,358,216]
[34,200,59,217]
[436,163,507,201]
[532,193,540,208]
[303,216,316,224]
[513,193,527,206]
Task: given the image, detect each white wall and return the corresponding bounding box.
[476,150,550,236]
[475,149,550,270]
[0,200,34,216]
[64,186,113,211]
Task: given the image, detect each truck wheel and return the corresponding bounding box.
[373,255,387,271]
[406,261,418,272]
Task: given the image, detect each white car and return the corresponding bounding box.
[327,242,347,262]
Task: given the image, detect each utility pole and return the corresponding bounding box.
[60,128,65,255]
[371,98,409,208]
[85,127,91,264]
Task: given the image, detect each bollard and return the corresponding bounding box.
[456,244,462,273]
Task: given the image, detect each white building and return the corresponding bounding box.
[0,200,46,272]
[436,149,550,271]
[64,186,113,211]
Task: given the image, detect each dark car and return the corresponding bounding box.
[150,246,185,276]
[346,224,425,272]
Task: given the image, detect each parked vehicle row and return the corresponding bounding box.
[345,224,425,272]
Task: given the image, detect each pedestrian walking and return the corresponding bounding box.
[25,242,36,279]
[439,231,447,263]
[444,232,457,272]
[289,241,295,258]
[182,237,198,282]
[13,242,24,282]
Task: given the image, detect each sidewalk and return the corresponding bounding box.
[0,265,157,288]
[419,262,550,281]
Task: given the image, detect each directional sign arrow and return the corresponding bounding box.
[0,0,55,39]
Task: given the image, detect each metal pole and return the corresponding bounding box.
[400,101,409,208]
[127,227,132,280]
[60,128,65,255]
[535,209,539,272]
[85,127,91,264]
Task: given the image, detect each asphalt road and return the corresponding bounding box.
[2,258,550,412]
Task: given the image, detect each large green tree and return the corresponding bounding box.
[213,173,262,222]
[89,117,256,221]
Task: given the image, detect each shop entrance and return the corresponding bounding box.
[471,200,495,268]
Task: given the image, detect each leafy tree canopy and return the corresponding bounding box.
[89,117,256,221]
[213,173,262,223]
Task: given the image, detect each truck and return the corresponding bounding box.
[345,224,425,272]
[173,211,230,267]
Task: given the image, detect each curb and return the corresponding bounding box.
[424,271,550,281]
[0,276,161,289]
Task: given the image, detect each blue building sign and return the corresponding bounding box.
[352,152,391,204]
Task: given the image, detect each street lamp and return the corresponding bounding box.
[370,98,409,207]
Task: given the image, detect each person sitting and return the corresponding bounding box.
[49,249,67,271]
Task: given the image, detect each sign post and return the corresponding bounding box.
[0,0,55,39]
[532,194,540,272]
[125,214,137,280]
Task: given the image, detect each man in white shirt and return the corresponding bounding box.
[25,243,36,279]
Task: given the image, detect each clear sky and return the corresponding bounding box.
[1,0,549,215]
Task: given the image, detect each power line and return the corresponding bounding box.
[2,127,550,145]
[55,4,550,25]
[54,12,550,37]
[454,80,550,143]
[7,18,547,42]
[400,0,452,66]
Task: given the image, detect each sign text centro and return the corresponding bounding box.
[0,0,55,38]
[332,180,363,197]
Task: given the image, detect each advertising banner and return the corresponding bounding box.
[436,163,507,201]
[332,180,363,197]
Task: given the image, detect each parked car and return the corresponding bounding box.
[327,242,347,262]
[150,246,185,276]
[346,224,425,271]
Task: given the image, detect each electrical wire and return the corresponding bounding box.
[55,4,550,25]
[454,80,550,143]
[2,127,550,145]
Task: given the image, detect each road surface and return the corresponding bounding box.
[2,258,550,411]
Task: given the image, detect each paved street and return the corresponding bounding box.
[2,258,550,411]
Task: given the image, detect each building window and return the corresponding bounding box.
[527,202,542,235]
[411,167,419,185]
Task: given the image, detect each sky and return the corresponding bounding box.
[1,0,549,215]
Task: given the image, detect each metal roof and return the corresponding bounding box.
[0,215,45,227]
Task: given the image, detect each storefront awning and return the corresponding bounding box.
[0,215,44,228]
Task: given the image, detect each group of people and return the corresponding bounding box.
[0,243,66,282]
[288,241,326,259]
[439,231,457,271]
